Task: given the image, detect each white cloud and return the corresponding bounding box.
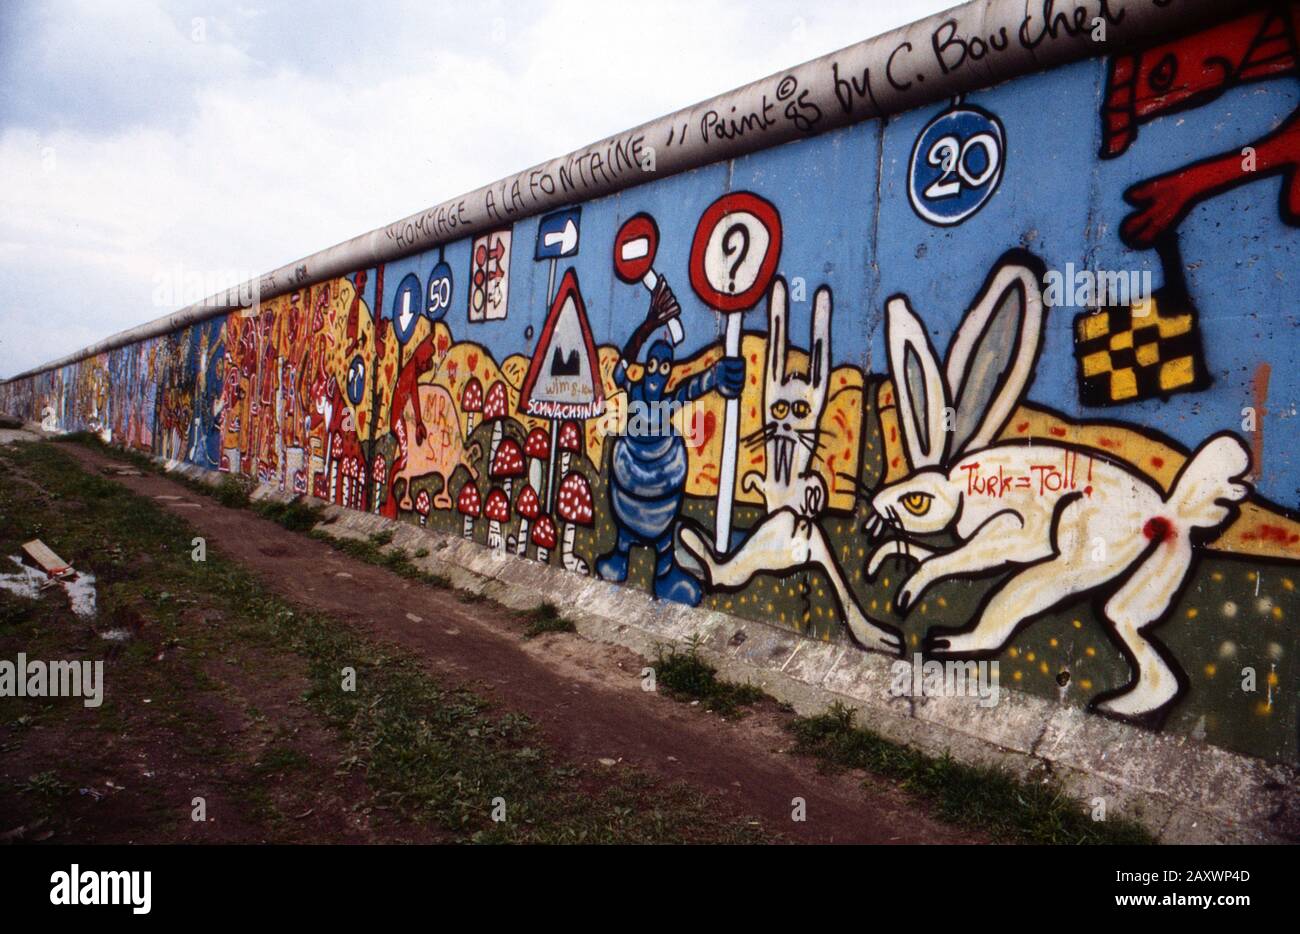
[0,0,952,376]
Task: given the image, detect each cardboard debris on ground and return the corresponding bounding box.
[21,539,71,576]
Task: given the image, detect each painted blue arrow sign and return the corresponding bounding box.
[534,207,581,260]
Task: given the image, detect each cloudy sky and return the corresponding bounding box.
[0,0,955,377]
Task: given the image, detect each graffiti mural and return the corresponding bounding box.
[4,8,1298,765]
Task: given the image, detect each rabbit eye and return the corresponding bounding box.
[769,401,789,419]
[791,400,811,419]
[901,492,933,516]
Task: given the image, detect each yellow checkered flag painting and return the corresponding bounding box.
[1072,247,1210,406]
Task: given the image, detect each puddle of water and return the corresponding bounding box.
[0,555,97,617]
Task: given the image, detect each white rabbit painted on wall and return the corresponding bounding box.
[680,278,903,654]
[866,250,1251,725]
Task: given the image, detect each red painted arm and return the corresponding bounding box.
[1121,110,1300,249]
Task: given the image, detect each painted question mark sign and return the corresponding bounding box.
[689,192,780,312]
[721,223,750,294]
[688,191,783,553]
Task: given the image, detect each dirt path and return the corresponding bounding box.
[61,442,983,844]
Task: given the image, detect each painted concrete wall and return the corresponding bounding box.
[5,6,1298,765]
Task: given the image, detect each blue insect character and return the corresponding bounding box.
[596,280,745,605]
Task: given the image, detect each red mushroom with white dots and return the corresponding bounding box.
[482,380,509,466]
[530,514,557,564]
[490,438,525,498]
[557,419,583,476]
[514,484,540,556]
[524,427,551,497]
[460,377,483,436]
[555,471,594,574]
[456,482,481,539]
[484,486,511,551]
[415,488,432,527]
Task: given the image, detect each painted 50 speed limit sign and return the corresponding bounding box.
[908,102,1005,227]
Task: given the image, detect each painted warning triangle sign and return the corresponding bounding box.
[519,268,605,420]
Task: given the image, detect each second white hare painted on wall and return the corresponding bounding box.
[867,251,1251,724]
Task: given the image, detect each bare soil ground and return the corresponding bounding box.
[0,439,982,844]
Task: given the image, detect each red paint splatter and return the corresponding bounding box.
[1150,456,1164,469]
[687,410,717,451]
[1143,517,1173,543]
[1084,485,1093,497]
[1050,426,1067,438]
[1255,524,1300,545]
[1016,421,1030,433]
[1100,436,1119,448]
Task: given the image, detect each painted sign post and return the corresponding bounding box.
[613,212,683,345]
[535,207,582,304]
[519,267,604,510]
[688,192,782,553]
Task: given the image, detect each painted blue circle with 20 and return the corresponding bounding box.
[908,105,1005,227]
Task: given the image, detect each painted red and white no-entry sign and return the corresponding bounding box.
[613,213,659,285]
[613,212,682,345]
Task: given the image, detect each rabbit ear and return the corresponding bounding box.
[809,286,831,406]
[766,277,788,388]
[886,294,949,470]
[944,256,1046,457]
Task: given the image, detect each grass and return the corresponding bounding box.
[653,639,769,718]
[643,634,1153,842]
[0,440,770,843]
[214,475,252,508]
[308,530,451,589]
[522,602,576,638]
[253,498,324,532]
[17,771,71,798]
[786,702,1155,845]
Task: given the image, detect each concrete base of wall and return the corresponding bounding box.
[120,446,1300,844]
